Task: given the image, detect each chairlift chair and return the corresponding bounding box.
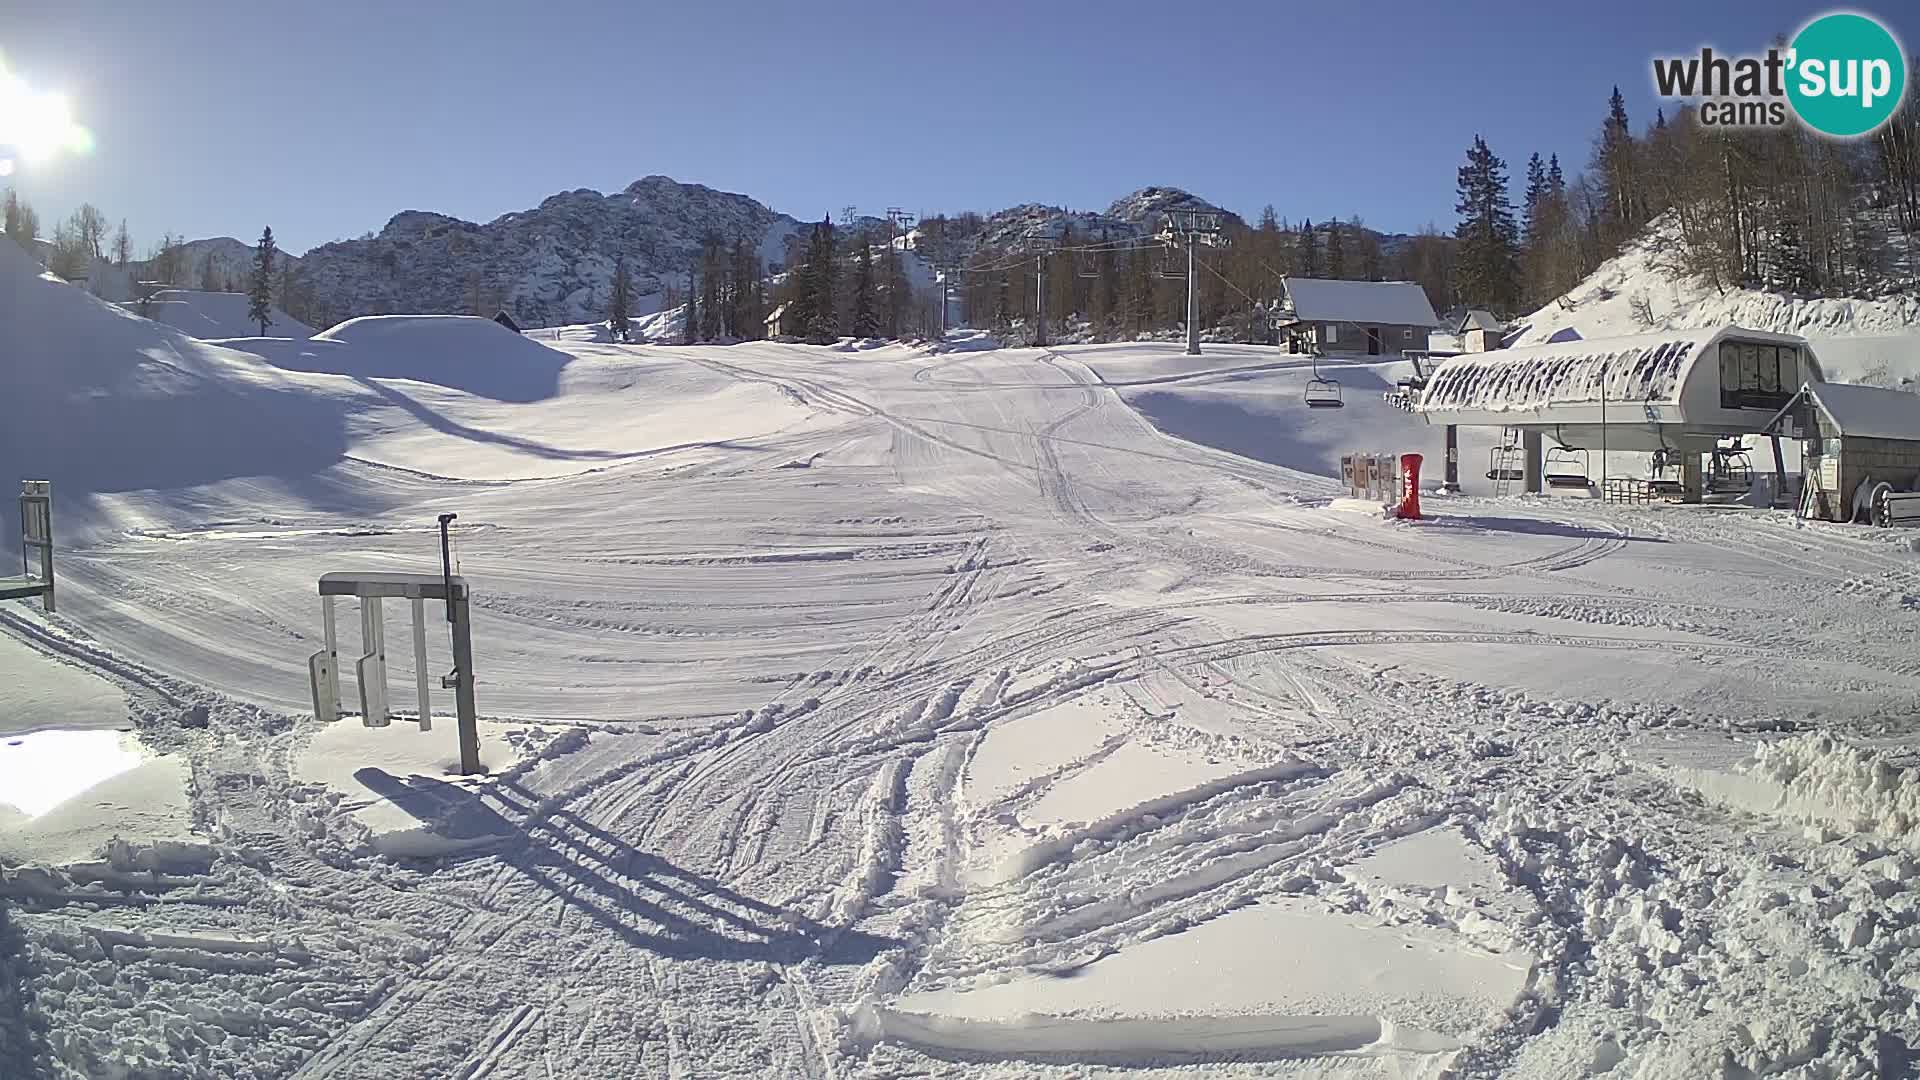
[1486,449,1524,483]
[1708,439,1753,494]
[1647,447,1687,497]
[1304,353,1344,409]
[1544,446,1592,489]
[1484,428,1523,496]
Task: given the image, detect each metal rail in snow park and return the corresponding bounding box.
[2,480,55,612]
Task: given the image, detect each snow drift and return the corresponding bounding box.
[259,315,573,401]
[0,241,348,498]
[134,288,316,340]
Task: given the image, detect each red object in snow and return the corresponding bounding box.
[1398,453,1423,519]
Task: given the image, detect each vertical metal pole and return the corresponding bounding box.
[1770,435,1789,508]
[362,596,390,727]
[321,595,339,711]
[412,596,431,731]
[1034,254,1046,347]
[1442,425,1461,493]
[38,494,52,613]
[1523,431,1544,494]
[318,591,341,718]
[438,514,458,623]
[1600,358,1609,485]
[450,587,482,775]
[1185,234,1201,356]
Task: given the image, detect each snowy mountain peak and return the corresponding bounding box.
[1105,186,1236,227]
[295,175,806,328]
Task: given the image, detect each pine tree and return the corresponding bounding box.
[852,242,879,337]
[682,265,698,344]
[3,189,37,250]
[111,219,131,267]
[1326,219,1346,279]
[699,237,724,340]
[607,255,633,342]
[807,217,838,343]
[881,237,909,338]
[248,227,276,335]
[1127,247,1154,336]
[1352,217,1384,282]
[1296,219,1319,277]
[1453,136,1521,312]
[1522,153,1548,247]
[48,221,85,280]
[1092,236,1118,339]
[1592,86,1640,246]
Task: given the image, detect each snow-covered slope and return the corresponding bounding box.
[296,176,806,329]
[0,240,348,499]
[130,288,316,340]
[1513,226,1920,349]
[8,301,1920,1077]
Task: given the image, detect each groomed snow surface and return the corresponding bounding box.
[5,243,1920,1077]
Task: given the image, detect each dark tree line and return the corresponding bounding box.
[1448,77,1920,317]
[770,215,921,343]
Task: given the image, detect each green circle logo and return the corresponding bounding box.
[1787,12,1907,137]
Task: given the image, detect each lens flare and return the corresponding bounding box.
[0,58,94,165]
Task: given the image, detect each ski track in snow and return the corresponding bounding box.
[5,336,1920,1078]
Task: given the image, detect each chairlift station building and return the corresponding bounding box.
[1405,325,1910,504]
[1416,326,1818,451]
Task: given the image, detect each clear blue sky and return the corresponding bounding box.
[5,0,1914,255]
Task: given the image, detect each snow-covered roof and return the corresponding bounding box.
[1459,309,1502,332]
[1282,278,1440,329]
[1807,381,1920,440]
[1418,328,1723,412]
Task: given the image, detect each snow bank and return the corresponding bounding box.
[1677,733,1920,844]
[868,898,1526,1065]
[132,289,315,340]
[0,632,128,737]
[0,240,349,498]
[294,315,571,401]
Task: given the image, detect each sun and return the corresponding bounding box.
[0,65,93,164]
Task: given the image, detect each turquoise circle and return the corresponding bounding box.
[1787,13,1906,138]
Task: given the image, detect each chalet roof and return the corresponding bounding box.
[1459,308,1502,332]
[1807,381,1920,441]
[1281,278,1440,329]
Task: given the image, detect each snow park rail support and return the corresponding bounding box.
[2,480,56,612]
[311,568,484,776]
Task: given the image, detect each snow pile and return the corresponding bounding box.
[244,314,572,401]
[0,239,349,497]
[132,288,316,340]
[1685,733,1920,843]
